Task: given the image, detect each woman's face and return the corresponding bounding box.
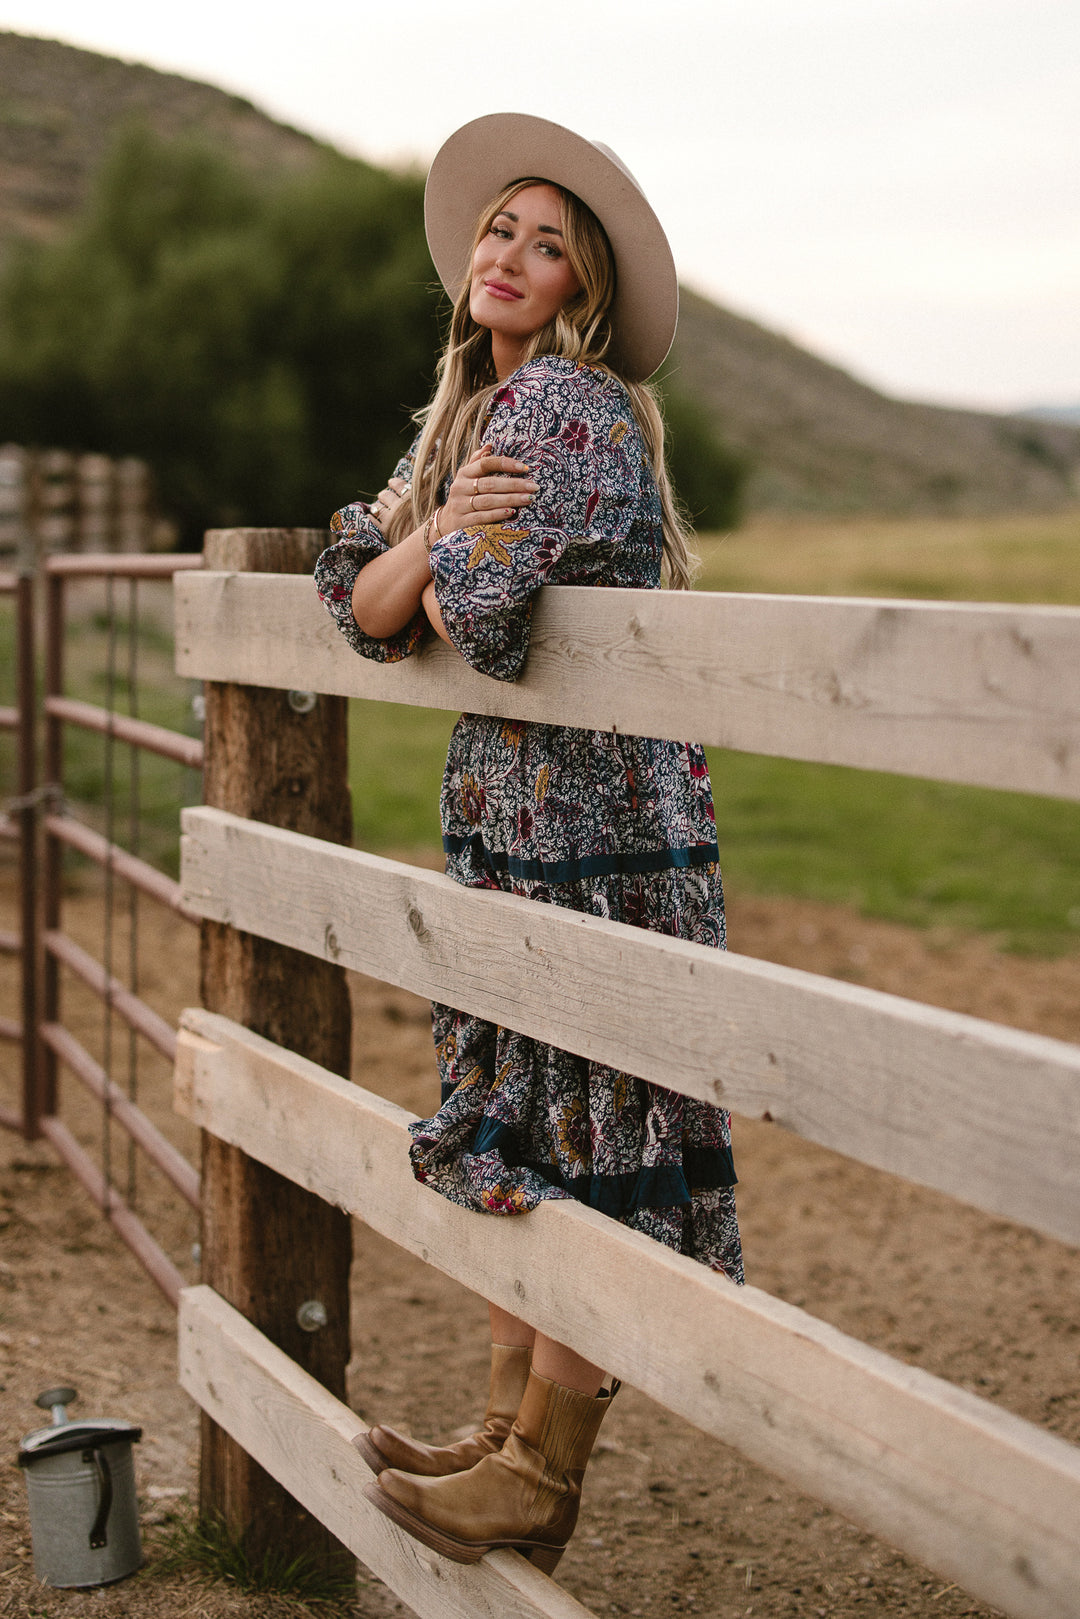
[469,183,581,375]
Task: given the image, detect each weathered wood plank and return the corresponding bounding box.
[194,526,355,1581]
[176,1015,1080,1619]
[180,808,1080,1246]
[174,572,1080,799]
[178,1285,598,1619]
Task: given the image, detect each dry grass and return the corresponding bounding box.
[696,507,1080,604]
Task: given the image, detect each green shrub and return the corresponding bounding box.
[0,125,440,543]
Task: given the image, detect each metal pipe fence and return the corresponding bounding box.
[1,551,203,1306]
[0,568,35,1133]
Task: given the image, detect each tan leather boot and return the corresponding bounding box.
[352,1344,531,1478]
[364,1368,619,1572]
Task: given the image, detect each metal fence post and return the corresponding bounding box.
[38,566,63,1126]
[16,569,39,1136]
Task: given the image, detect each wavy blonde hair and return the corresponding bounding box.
[385,179,696,589]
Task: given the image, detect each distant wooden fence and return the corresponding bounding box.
[173,537,1080,1619]
[0,445,177,558]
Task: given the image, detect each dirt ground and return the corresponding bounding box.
[2,863,1079,1619]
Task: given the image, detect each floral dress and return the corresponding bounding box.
[315,355,743,1281]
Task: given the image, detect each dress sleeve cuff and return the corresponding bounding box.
[315,507,427,664]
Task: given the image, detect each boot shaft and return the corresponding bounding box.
[356,1342,531,1477]
[512,1370,618,1519]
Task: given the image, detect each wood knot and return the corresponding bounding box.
[407,905,429,942]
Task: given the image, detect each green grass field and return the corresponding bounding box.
[3,510,1078,952]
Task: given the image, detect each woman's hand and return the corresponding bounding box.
[441,446,537,534]
[368,475,411,536]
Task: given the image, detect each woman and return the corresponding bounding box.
[315,113,742,1573]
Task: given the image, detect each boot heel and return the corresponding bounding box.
[524,1543,565,1575]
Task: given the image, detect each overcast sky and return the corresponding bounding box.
[4,0,1078,411]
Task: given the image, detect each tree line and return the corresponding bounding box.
[0,126,744,545]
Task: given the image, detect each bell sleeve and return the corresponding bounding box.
[427,363,638,681]
[314,447,426,664]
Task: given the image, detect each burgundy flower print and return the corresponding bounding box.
[561,418,591,454]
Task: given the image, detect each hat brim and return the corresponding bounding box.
[424,113,678,383]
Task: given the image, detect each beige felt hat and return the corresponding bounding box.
[424,113,678,382]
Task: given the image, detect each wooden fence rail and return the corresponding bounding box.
[180,806,1080,1247]
[175,572,1080,799]
[179,1285,596,1619]
[174,564,1080,1619]
[174,1010,1080,1619]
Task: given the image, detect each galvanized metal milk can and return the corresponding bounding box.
[17,1386,143,1588]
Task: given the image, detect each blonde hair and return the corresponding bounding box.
[385,180,696,589]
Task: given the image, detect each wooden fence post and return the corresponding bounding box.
[197,529,354,1581]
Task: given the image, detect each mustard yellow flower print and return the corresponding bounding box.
[482,1183,530,1213]
[555,1097,590,1168]
[491,1057,513,1095]
[466,524,528,571]
[434,1029,458,1067]
[460,771,484,825]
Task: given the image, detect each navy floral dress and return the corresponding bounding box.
[315,355,743,1281]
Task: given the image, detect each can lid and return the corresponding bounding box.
[18,1419,142,1467]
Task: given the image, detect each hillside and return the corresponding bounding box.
[670,290,1080,515]
[0,31,329,253]
[2,30,1078,517]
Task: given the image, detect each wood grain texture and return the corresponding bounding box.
[195,527,354,1580]
[179,1285,597,1619]
[180,808,1080,1247]
[174,572,1080,799]
[175,1015,1080,1619]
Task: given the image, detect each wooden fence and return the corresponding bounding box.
[0,444,177,558]
[173,541,1080,1619]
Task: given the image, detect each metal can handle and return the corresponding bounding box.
[84,1445,113,1550]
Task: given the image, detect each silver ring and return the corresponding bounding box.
[400,482,411,495]
[370,501,381,517]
